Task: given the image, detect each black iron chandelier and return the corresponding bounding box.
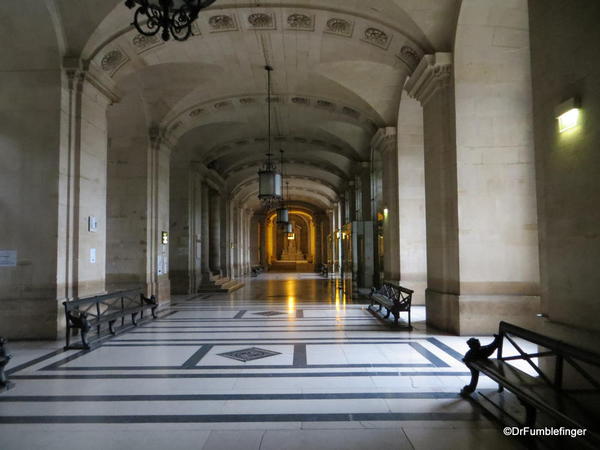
[258,65,283,205]
[125,0,217,42]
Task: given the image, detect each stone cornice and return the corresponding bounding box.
[405,53,452,106]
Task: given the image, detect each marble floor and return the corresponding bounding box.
[0,274,526,450]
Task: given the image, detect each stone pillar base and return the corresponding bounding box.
[0,298,61,340]
[146,277,171,304]
[425,289,541,335]
[170,271,190,295]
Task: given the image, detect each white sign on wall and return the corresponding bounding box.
[88,216,98,232]
[90,248,97,264]
[157,255,164,275]
[157,244,169,275]
[0,250,17,267]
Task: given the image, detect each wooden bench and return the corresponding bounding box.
[63,289,159,350]
[460,321,600,448]
[368,282,413,328]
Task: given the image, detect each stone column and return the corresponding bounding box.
[373,127,401,282]
[243,209,252,274]
[219,195,229,277]
[397,92,427,305]
[169,166,192,294]
[406,53,460,332]
[356,162,371,222]
[200,183,210,282]
[145,127,172,301]
[255,213,267,267]
[406,49,540,334]
[208,189,221,275]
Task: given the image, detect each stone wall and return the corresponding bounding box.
[530,0,600,332]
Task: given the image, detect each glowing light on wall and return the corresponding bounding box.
[556,98,581,133]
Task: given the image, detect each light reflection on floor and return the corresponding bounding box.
[0,273,525,450]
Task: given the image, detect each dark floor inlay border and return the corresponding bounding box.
[0,412,477,424]
[233,310,247,319]
[0,392,458,402]
[181,345,214,368]
[5,348,66,376]
[11,371,471,380]
[42,363,434,371]
[427,338,465,362]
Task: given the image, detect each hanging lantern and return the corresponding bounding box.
[258,162,282,200]
[258,65,282,203]
[275,152,289,224]
[276,207,289,224]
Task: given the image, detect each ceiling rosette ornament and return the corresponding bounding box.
[248,13,275,29]
[325,18,353,37]
[363,27,391,49]
[287,14,313,30]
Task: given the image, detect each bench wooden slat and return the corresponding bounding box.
[461,322,600,446]
[63,290,158,350]
[368,282,413,328]
[471,359,600,429]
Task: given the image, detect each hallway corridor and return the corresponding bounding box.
[0,275,522,450]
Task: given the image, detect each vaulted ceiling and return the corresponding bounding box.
[49,0,460,213]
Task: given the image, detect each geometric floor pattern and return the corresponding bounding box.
[0,274,526,450]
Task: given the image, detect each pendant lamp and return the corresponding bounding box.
[258,66,282,204]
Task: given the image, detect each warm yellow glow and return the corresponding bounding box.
[287,296,296,315]
[383,208,389,217]
[558,108,580,133]
[287,233,295,240]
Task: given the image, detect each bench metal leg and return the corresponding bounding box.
[521,400,537,428]
[460,367,480,396]
[80,329,90,350]
[408,310,411,329]
[108,320,116,335]
[393,313,399,326]
[131,312,139,326]
[65,326,71,350]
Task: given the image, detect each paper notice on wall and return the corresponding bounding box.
[157,255,164,275]
[0,250,17,267]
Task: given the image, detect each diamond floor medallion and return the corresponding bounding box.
[217,347,281,362]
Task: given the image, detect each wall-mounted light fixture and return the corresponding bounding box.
[556,97,581,133]
[161,232,169,244]
[383,208,389,217]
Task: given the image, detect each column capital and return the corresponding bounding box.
[149,125,175,155]
[63,57,121,104]
[371,127,397,152]
[405,52,452,106]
